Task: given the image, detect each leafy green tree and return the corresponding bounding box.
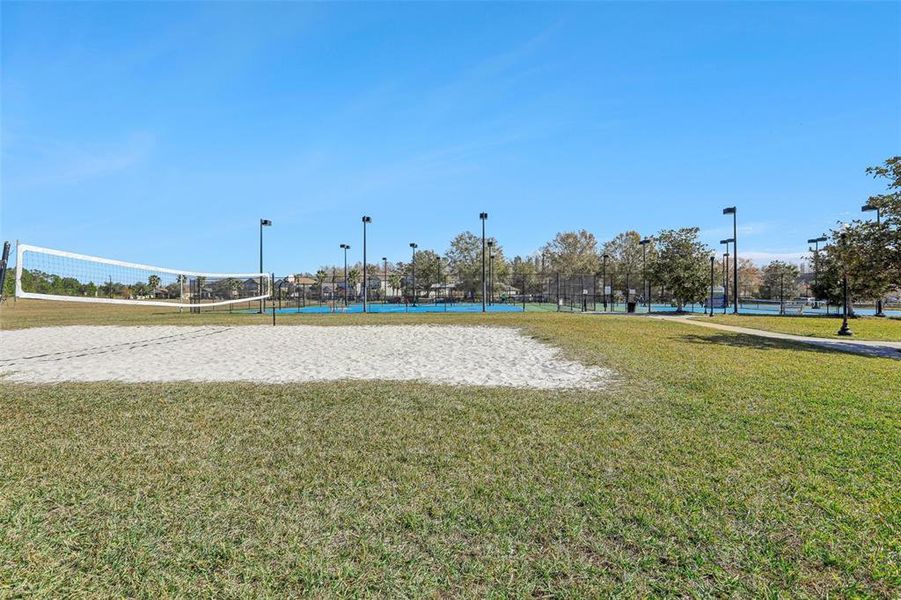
[856,156,901,305]
[760,261,800,300]
[444,232,506,298]
[649,228,710,310]
[602,231,644,302]
[388,271,403,297]
[809,246,844,306]
[736,258,762,298]
[402,250,441,298]
[148,275,161,290]
[509,256,539,295]
[542,230,599,277]
[347,267,360,294]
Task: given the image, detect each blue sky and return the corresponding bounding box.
[2,1,898,273]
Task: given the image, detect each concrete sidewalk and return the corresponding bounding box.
[651,315,901,360]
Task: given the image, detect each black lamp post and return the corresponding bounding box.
[719,238,733,315]
[382,257,388,302]
[480,212,488,312]
[780,271,785,315]
[861,204,885,317]
[709,256,715,316]
[807,235,827,309]
[409,242,418,304]
[258,218,272,313]
[639,238,651,313]
[602,254,609,312]
[340,243,350,306]
[722,206,738,313]
[487,240,494,305]
[837,227,852,336]
[362,216,371,312]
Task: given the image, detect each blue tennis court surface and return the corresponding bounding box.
[269,302,524,314]
[591,303,899,317]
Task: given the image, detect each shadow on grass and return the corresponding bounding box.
[677,332,899,360]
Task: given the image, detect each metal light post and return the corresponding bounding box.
[382,257,388,302]
[340,243,350,306]
[722,206,738,313]
[480,212,488,312]
[258,219,272,313]
[837,228,852,336]
[639,238,651,313]
[807,236,827,309]
[602,254,609,312]
[409,242,418,304]
[862,203,885,317]
[780,271,785,315]
[722,252,730,315]
[719,238,733,315]
[487,240,494,305]
[361,216,371,312]
[709,256,715,316]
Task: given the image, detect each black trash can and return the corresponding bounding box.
[627,301,637,313]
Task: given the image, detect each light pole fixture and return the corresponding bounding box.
[258,218,272,313]
[861,203,881,224]
[602,254,610,312]
[362,216,371,313]
[807,235,827,309]
[722,206,738,313]
[409,242,418,304]
[479,212,488,312]
[382,257,388,303]
[340,243,350,306]
[837,227,852,336]
[639,238,651,313]
[861,204,885,317]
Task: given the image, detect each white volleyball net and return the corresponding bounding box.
[15,243,271,309]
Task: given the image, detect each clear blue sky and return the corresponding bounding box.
[2,1,898,273]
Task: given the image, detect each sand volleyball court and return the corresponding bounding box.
[0,325,611,389]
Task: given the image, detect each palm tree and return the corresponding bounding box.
[315,269,327,305]
[388,272,402,300]
[147,275,161,296]
[347,268,361,300]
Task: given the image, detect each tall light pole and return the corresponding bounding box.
[807,236,827,309]
[409,242,418,304]
[861,203,885,317]
[709,256,715,316]
[258,218,272,313]
[837,227,852,336]
[720,238,733,315]
[382,257,388,302]
[723,206,738,313]
[602,254,609,312]
[639,238,651,313]
[361,216,371,312]
[480,212,488,312]
[487,240,494,305]
[340,243,350,306]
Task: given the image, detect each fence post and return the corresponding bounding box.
[0,241,10,302]
[556,273,560,312]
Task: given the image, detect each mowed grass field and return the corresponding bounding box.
[704,313,901,342]
[0,301,898,596]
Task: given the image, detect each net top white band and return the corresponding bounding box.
[16,243,266,279]
[15,242,271,309]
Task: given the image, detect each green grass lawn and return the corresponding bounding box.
[702,314,901,342]
[1,301,898,596]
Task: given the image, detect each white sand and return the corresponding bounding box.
[0,325,612,389]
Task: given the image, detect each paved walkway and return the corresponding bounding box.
[651,316,901,359]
